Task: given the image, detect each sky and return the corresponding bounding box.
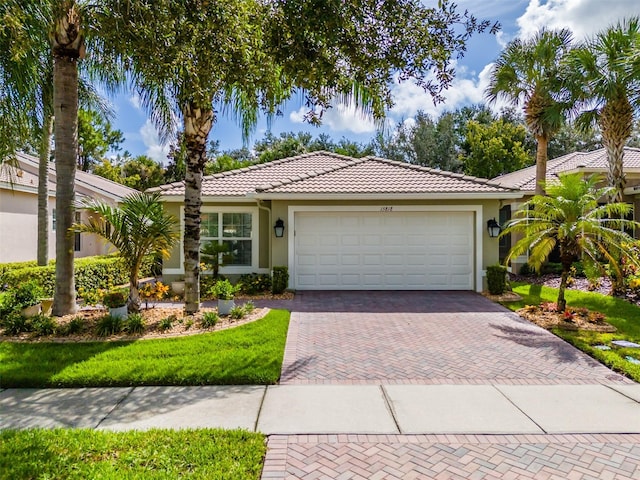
[108,0,640,164]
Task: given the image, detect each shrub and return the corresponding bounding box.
[541,262,563,275]
[487,264,507,295]
[159,315,175,332]
[96,315,124,337]
[272,266,288,294]
[199,275,218,300]
[243,300,255,314]
[518,263,533,276]
[125,313,145,334]
[229,305,246,320]
[201,311,219,328]
[5,281,44,312]
[2,312,32,335]
[32,315,57,336]
[1,254,154,297]
[139,281,169,306]
[60,317,85,336]
[184,318,194,330]
[239,273,272,295]
[102,290,127,308]
[211,279,241,300]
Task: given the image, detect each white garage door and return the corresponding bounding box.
[294,211,475,290]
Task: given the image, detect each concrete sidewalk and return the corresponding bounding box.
[2,383,640,435]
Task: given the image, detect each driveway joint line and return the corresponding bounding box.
[254,385,268,433]
[93,386,135,430]
[603,383,640,404]
[492,384,547,434]
[379,384,402,434]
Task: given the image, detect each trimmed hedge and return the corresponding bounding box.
[487,264,508,295]
[1,255,154,297]
[272,266,288,294]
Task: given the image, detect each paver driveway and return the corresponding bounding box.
[277,291,631,385]
[261,290,640,479]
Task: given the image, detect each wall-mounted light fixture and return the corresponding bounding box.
[274,218,285,238]
[487,218,501,238]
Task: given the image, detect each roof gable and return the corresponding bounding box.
[151,151,515,198]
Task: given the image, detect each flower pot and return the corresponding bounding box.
[40,298,54,316]
[109,305,128,319]
[217,299,235,316]
[171,281,185,296]
[21,303,41,318]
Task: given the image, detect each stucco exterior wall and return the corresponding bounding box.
[0,189,56,263]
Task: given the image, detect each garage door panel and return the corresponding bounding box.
[294,211,475,290]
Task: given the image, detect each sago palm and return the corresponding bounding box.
[502,173,638,311]
[486,28,574,195]
[567,17,640,203]
[75,192,179,311]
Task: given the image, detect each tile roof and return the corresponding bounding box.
[256,156,514,194]
[151,151,515,197]
[492,147,640,191]
[1,152,137,201]
[149,151,354,196]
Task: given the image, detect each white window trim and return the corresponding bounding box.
[287,204,484,292]
[164,206,260,275]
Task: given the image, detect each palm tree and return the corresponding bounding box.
[486,28,574,195]
[0,1,55,266]
[502,173,638,311]
[567,17,640,203]
[75,192,179,311]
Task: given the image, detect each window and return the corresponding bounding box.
[201,211,253,266]
[74,211,81,252]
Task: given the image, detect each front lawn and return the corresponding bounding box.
[0,309,289,388]
[0,428,265,480]
[506,283,640,382]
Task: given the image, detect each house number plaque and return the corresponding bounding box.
[380,207,393,212]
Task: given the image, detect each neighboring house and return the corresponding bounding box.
[150,151,522,292]
[0,152,138,263]
[492,147,640,271]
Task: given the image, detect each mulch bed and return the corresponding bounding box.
[517,306,617,333]
[0,304,273,343]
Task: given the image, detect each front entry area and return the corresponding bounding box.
[292,209,475,290]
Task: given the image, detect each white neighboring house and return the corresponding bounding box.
[0,152,137,263]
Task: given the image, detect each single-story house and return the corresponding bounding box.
[0,152,138,263]
[492,146,640,271]
[151,151,523,292]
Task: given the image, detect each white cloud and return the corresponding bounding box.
[140,120,170,164]
[128,94,142,110]
[289,103,377,134]
[517,0,637,40]
[389,63,493,119]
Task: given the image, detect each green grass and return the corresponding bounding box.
[0,309,289,388]
[0,428,265,479]
[506,283,640,382]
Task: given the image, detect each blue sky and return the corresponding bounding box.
[108,0,639,164]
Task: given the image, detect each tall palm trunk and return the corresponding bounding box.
[183,103,214,314]
[51,3,83,316]
[534,135,548,196]
[601,96,633,203]
[37,115,54,266]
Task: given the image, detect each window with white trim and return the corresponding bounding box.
[201,212,253,266]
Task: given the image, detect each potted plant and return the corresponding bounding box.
[211,279,241,315]
[102,290,128,319]
[170,277,185,296]
[10,281,44,318]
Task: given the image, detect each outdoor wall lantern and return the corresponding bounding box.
[487,218,501,238]
[274,218,285,238]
